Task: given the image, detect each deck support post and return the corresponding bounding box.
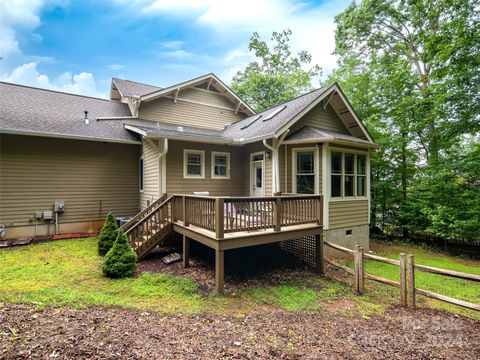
[407,254,416,309]
[182,195,188,226]
[183,235,190,268]
[399,253,407,307]
[315,234,325,275]
[215,249,224,293]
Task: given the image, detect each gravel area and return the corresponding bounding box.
[1,304,479,359]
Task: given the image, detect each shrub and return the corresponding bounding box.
[103,229,137,278]
[98,212,119,256]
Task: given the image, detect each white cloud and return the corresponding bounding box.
[157,40,185,49]
[0,0,53,57]
[136,0,350,80]
[1,62,106,98]
[107,64,125,70]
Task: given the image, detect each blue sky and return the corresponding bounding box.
[0,0,351,98]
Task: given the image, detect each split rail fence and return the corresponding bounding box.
[324,241,480,312]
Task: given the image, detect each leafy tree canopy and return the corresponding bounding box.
[231,29,322,112]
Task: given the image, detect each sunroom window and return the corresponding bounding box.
[212,152,230,179]
[331,151,367,198]
[295,150,315,194]
[184,150,205,178]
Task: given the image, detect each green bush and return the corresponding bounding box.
[98,212,119,256]
[103,229,137,278]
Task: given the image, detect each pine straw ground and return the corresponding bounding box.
[1,304,479,359]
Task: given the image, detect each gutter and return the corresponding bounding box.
[0,128,142,145]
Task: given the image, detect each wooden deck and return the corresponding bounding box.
[122,193,325,292]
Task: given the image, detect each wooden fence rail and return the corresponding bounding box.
[323,241,480,312]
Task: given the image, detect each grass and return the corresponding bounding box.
[0,237,478,319]
[342,240,480,319]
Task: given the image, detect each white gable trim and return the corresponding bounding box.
[274,84,373,143]
[140,73,255,116]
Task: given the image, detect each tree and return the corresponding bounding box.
[329,0,480,243]
[231,29,321,112]
[98,212,119,256]
[103,229,137,278]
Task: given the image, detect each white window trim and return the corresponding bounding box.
[211,151,231,179]
[329,147,369,201]
[183,149,205,179]
[292,147,320,194]
[139,156,144,193]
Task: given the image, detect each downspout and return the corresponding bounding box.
[263,130,289,195]
[158,138,168,195]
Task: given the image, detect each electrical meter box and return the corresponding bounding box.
[43,211,53,220]
[54,201,65,212]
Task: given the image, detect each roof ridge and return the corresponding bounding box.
[0,81,116,102]
[112,77,162,88]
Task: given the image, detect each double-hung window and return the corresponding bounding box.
[139,157,144,192]
[211,152,230,179]
[331,151,367,198]
[184,150,205,178]
[294,149,317,194]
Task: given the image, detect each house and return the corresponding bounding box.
[0,73,377,291]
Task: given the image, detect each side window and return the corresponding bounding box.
[330,151,367,198]
[139,157,144,192]
[212,152,230,179]
[184,150,205,178]
[331,152,342,197]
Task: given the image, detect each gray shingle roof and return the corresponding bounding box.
[112,78,162,97]
[222,87,331,141]
[285,126,376,146]
[0,82,140,143]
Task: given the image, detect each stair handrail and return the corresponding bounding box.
[124,195,174,236]
[120,194,168,232]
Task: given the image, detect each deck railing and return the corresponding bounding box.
[172,194,322,239]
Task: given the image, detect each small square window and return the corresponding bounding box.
[346,229,352,236]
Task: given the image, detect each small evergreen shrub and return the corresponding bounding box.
[103,230,137,278]
[98,212,119,256]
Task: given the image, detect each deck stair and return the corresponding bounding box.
[122,195,174,260]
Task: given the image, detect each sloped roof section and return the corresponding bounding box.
[284,126,377,146]
[112,78,162,97]
[222,87,331,141]
[0,82,140,144]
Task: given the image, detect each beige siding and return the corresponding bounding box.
[292,103,350,134]
[0,134,139,232]
[165,140,244,196]
[328,200,369,229]
[279,144,322,194]
[138,87,247,131]
[140,139,160,209]
[241,142,273,196]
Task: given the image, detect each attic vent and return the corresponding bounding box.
[263,105,286,122]
[240,114,262,130]
[84,110,90,124]
[176,126,184,132]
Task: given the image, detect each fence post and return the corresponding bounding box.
[215,198,224,240]
[354,245,364,294]
[273,197,282,231]
[407,254,415,309]
[399,253,407,307]
[182,196,189,226]
[315,234,325,275]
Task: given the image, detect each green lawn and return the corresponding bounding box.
[0,237,379,316]
[343,241,480,319]
[0,237,478,319]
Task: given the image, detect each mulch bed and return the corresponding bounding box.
[136,242,319,293]
[1,304,479,359]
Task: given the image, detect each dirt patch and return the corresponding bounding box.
[1,304,478,359]
[136,243,319,293]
